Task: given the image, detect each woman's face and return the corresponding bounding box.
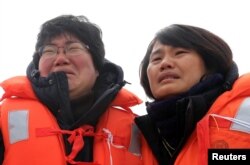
[38,34,99,100]
[147,41,207,100]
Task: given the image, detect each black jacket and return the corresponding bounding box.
[135,63,239,165]
[0,59,126,164]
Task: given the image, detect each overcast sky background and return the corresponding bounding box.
[0,0,249,114]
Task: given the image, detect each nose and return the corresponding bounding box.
[53,48,70,66]
[160,56,174,71]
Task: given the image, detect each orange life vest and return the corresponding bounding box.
[174,73,250,165]
[0,76,158,165]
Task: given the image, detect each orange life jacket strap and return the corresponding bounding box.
[36,125,100,165]
[36,125,126,165]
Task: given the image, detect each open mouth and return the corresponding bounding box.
[158,72,179,83]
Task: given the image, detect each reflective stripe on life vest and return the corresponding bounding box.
[231,97,250,133]
[8,110,29,144]
[128,123,141,156]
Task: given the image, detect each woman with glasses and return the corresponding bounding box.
[0,15,157,165]
[135,24,250,165]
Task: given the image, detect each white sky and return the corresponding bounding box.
[0,0,249,115]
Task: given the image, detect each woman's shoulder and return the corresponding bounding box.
[232,73,250,92]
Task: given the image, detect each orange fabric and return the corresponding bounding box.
[111,87,143,107]
[0,98,66,165]
[0,76,157,165]
[0,76,37,101]
[174,73,250,165]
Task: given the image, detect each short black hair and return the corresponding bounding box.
[33,15,105,72]
[140,24,233,99]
